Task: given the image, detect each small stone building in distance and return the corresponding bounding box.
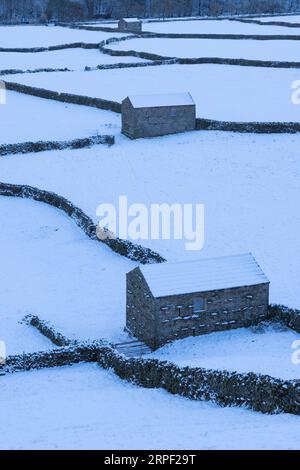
[122,93,196,139]
[118,18,142,33]
[126,254,270,349]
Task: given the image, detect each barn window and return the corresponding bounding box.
[193,297,205,313]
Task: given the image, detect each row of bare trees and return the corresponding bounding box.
[0,0,300,23]
[94,0,300,18]
[0,0,87,22]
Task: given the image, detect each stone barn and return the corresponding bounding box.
[122,93,196,139]
[126,253,270,349]
[118,18,142,33]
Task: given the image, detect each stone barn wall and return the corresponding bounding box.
[118,18,142,33]
[126,267,158,348]
[155,283,270,346]
[122,98,196,139]
[127,264,270,348]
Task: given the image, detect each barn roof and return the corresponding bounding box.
[139,253,269,298]
[126,92,195,109]
[120,18,141,23]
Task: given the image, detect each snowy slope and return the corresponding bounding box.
[7,65,300,122]
[0,49,149,72]
[0,26,129,48]
[0,132,299,310]
[0,21,300,450]
[0,197,134,354]
[0,364,300,450]
[109,37,300,62]
[0,90,120,145]
[251,15,300,23]
[149,325,300,380]
[144,19,300,35]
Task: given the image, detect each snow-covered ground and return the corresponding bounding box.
[251,15,300,23]
[0,132,299,311]
[144,18,300,35]
[149,324,300,380]
[0,197,134,355]
[0,90,120,144]
[108,37,300,62]
[1,20,300,450]
[1,363,300,450]
[0,26,129,48]
[0,49,149,72]
[6,64,300,122]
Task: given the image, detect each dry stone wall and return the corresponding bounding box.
[98,345,300,416]
[1,335,300,416]
[0,135,114,156]
[23,314,72,347]
[1,305,300,416]
[0,182,165,264]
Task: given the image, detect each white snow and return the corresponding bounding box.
[0,363,300,450]
[120,18,141,23]
[0,49,149,72]
[144,18,300,35]
[7,64,300,122]
[128,92,195,108]
[0,132,299,311]
[0,197,134,355]
[1,21,300,449]
[149,324,300,380]
[140,253,269,297]
[0,90,120,144]
[0,25,130,48]
[251,15,300,23]
[109,37,300,62]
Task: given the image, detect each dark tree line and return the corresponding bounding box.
[1,0,300,23]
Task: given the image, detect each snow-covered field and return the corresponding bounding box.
[0,90,120,144]
[1,132,300,312]
[108,37,300,62]
[0,197,134,354]
[6,65,300,122]
[251,15,300,23]
[149,324,300,380]
[0,26,129,48]
[2,363,300,450]
[144,18,300,35]
[1,21,300,450]
[0,49,148,72]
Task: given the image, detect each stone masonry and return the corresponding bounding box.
[122,93,196,139]
[118,18,142,33]
[126,255,270,349]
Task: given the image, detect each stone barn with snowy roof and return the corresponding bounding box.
[121,93,196,139]
[126,254,269,349]
[118,18,142,33]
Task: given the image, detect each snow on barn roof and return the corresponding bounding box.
[120,18,141,23]
[139,253,269,298]
[127,92,195,109]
